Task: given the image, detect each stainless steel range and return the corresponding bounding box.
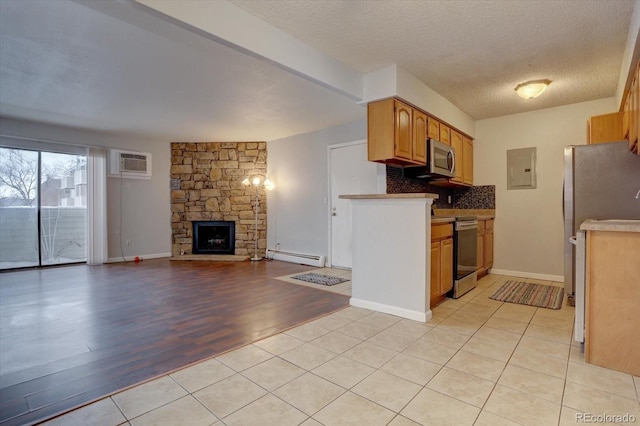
[451,216,478,298]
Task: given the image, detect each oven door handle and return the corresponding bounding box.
[455,220,478,231]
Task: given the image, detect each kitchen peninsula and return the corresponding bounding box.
[579,219,640,376]
[339,193,439,322]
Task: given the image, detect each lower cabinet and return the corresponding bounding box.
[476,219,494,277]
[585,230,640,375]
[485,220,494,270]
[430,222,454,308]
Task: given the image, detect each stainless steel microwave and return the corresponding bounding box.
[403,139,455,179]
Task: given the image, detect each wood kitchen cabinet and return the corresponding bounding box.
[450,130,464,183]
[585,230,640,376]
[447,131,473,186]
[439,123,451,145]
[635,62,640,154]
[588,112,624,144]
[427,116,440,140]
[462,136,473,185]
[484,219,494,270]
[623,61,639,154]
[368,98,427,166]
[367,97,474,179]
[413,109,428,164]
[477,220,485,276]
[476,218,494,277]
[430,222,454,308]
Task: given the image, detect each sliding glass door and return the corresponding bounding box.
[0,147,87,269]
[0,148,39,268]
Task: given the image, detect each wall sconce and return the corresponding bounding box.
[515,79,552,99]
[242,176,274,261]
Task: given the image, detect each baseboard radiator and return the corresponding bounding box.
[266,249,326,267]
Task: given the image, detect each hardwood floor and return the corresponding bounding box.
[0,259,349,425]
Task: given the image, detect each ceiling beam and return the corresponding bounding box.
[133,0,364,102]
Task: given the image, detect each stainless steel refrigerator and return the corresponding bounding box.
[563,141,640,303]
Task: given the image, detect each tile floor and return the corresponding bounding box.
[43,273,640,426]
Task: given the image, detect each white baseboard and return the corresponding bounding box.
[350,297,432,323]
[489,268,564,283]
[106,252,172,263]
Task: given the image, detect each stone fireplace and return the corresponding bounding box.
[170,142,267,257]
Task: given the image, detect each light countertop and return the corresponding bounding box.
[431,216,455,224]
[580,219,640,233]
[433,208,495,220]
[339,193,439,200]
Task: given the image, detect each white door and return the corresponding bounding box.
[329,141,381,268]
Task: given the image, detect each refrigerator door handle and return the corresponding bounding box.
[574,230,586,344]
[563,146,576,303]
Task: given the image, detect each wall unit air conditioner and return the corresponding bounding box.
[109,150,152,179]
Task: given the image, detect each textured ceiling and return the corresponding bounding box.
[0,0,636,142]
[231,0,635,119]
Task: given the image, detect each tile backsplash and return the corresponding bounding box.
[453,185,495,209]
[386,166,495,209]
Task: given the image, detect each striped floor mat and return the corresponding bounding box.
[489,280,564,310]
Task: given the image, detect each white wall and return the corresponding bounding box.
[395,67,476,137]
[0,117,171,261]
[362,64,476,137]
[474,98,617,279]
[267,118,366,258]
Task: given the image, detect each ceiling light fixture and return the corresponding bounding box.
[514,79,552,99]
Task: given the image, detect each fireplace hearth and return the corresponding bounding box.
[192,221,235,255]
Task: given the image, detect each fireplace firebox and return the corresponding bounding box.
[192,221,235,255]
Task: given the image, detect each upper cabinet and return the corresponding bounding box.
[588,112,623,144]
[413,109,428,164]
[448,131,473,186]
[622,61,639,155]
[367,97,474,186]
[627,62,639,154]
[462,136,474,186]
[427,116,440,140]
[449,130,464,184]
[595,60,639,154]
[439,123,451,145]
[368,98,427,166]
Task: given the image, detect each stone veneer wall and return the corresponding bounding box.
[170,142,267,257]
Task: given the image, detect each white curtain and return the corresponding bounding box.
[87,147,107,264]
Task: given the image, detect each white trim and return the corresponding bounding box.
[107,252,171,263]
[489,269,564,283]
[350,297,432,323]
